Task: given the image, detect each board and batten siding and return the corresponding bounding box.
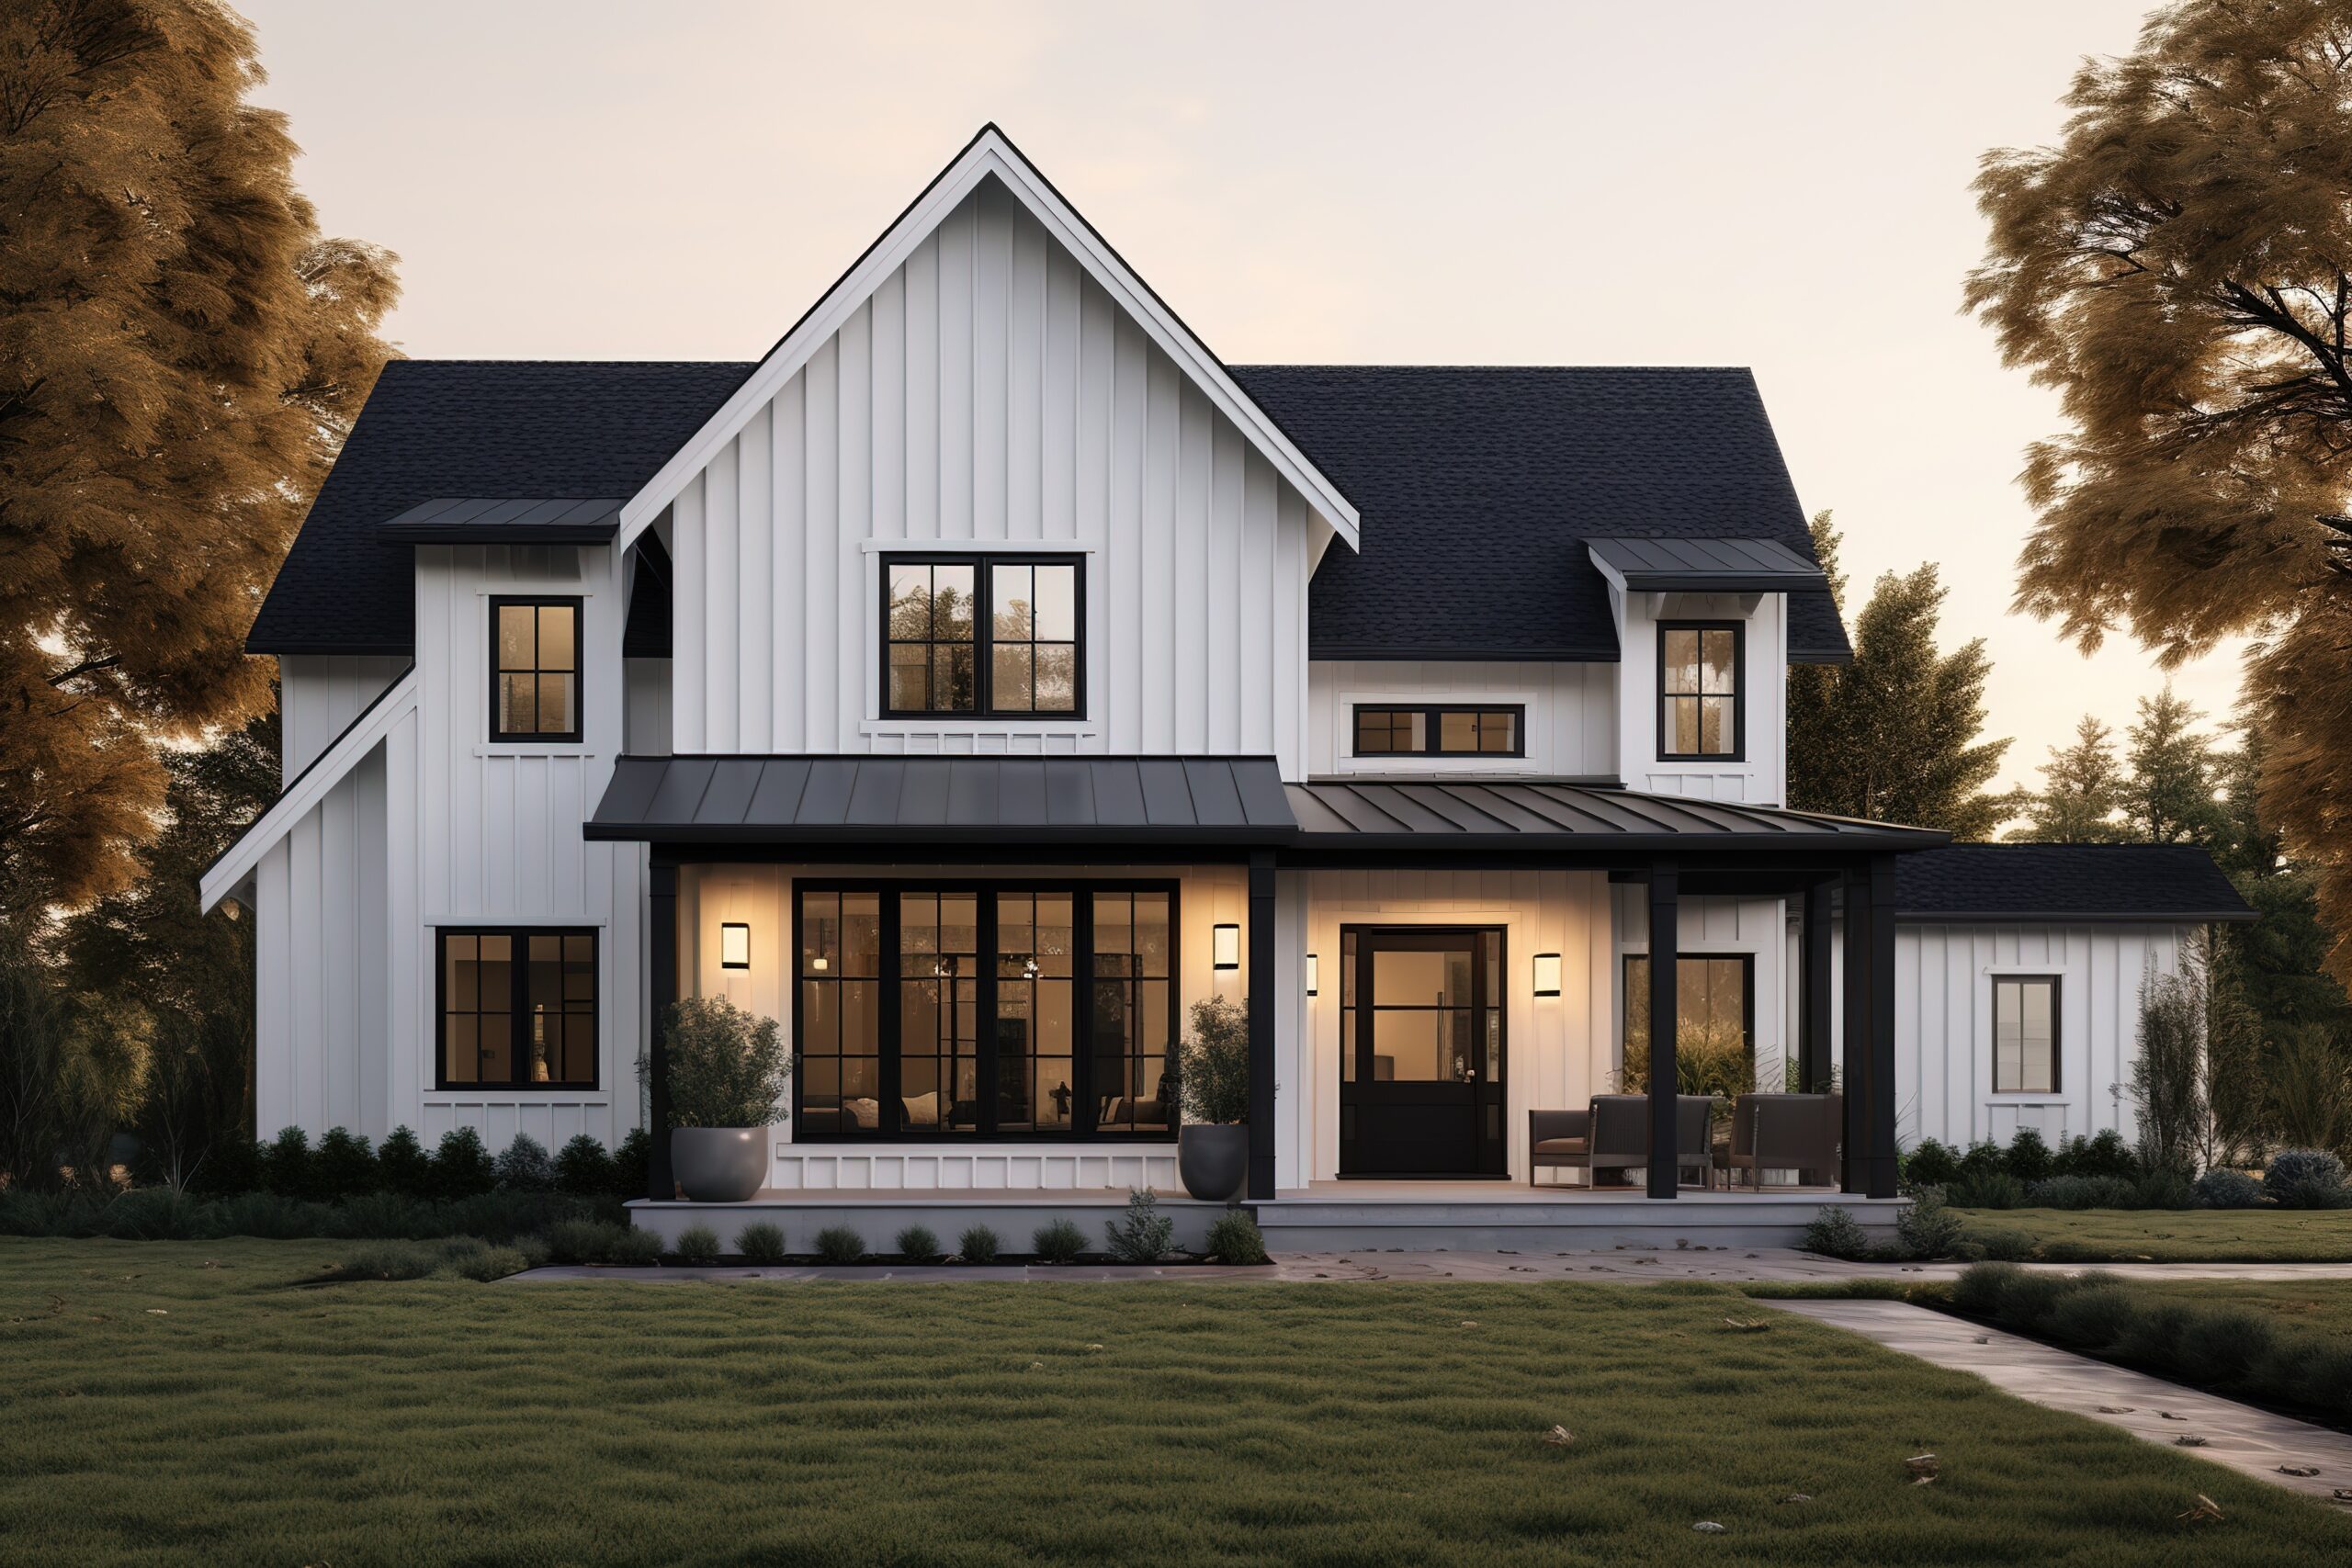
[667,175,1315,775]
[1306,661,1617,778]
[280,655,409,778]
[1611,589,1789,804]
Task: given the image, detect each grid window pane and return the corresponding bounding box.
[885,557,1080,716]
[1660,625,1738,758]
[440,929,593,1089]
[491,598,582,739]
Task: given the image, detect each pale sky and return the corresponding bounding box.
[238,0,2240,793]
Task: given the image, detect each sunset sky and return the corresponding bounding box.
[238,0,2232,793]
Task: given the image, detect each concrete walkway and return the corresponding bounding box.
[511,1248,2352,1285]
[1767,1298,2352,1508]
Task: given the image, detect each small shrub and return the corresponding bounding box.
[1995,1269,2080,1334]
[2194,1168,2265,1209]
[2288,1344,2352,1413]
[314,1127,379,1200]
[736,1222,787,1263]
[605,1227,664,1266]
[2056,1129,2138,1180]
[2004,1127,2055,1184]
[1033,1218,1087,1263]
[1102,1188,1174,1263]
[435,1237,531,1281]
[1803,1204,1870,1260]
[2115,1301,2194,1366]
[895,1224,944,1262]
[2174,1307,2275,1385]
[259,1125,316,1201]
[673,1224,722,1265]
[663,996,791,1128]
[203,1191,335,1240]
[99,1186,205,1240]
[327,1239,442,1280]
[376,1126,434,1197]
[190,1134,262,1197]
[2045,1280,2138,1352]
[1902,1138,1961,1190]
[1951,1260,2022,1318]
[1964,1226,2036,1262]
[1946,1169,2026,1210]
[1204,1211,1269,1265]
[2131,1165,2195,1212]
[546,1218,628,1265]
[2265,1147,2350,1210]
[2026,1174,2137,1211]
[515,1235,551,1270]
[1956,1139,2007,1179]
[1894,1188,1964,1259]
[1177,996,1251,1124]
[814,1224,866,1264]
[957,1224,1001,1264]
[612,1127,652,1199]
[433,1127,496,1201]
[555,1134,616,1196]
[493,1133,555,1191]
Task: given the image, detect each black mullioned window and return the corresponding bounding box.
[883,556,1081,717]
[1351,705,1524,758]
[437,929,597,1089]
[1657,622,1742,761]
[490,597,583,742]
[1993,976,2061,1094]
[1622,953,1755,1089]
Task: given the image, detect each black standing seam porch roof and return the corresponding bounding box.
[377,496,626,543]
[585,755,1949,853]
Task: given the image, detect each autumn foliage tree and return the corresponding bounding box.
[0,1,398,916]
[1968,0,2352,983]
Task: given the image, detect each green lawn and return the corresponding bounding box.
[2089,1277,2352,1343]
[1955,1207,2352,1262]
[3,1239,2345,1565]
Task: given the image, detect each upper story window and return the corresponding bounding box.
[884,556,1081,718]
[1657,622,1741,761]
[1352,705,1523,758]
[491,597,582,743]
[1992,976,2060,1094]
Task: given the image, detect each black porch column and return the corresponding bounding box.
[647,859,678,1201]
[1839,863,1871,1195]
[1646,860,1679,1201]
[1865,854,1900,1199]
[1247,851,1277,1201]
[1801,879,1836,1093]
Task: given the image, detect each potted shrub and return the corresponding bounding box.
[659,996,789,1202]
[1177,995,1250,1201]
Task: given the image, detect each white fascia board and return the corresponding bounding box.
[616,127,1360,554]
[198,666,419,913]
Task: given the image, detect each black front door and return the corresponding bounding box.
[1339,928,1506,1177]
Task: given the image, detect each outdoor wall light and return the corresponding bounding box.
[719,922,752,970]
[1306,953,1319,996]
[1532,953,1562,998]
[1213,923,1240,970]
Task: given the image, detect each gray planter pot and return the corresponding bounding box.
[671,1127,768,1202]
[1178,1123,1249,1202]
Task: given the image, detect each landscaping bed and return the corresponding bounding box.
[4,1237,2345,1565]
[1951,1208,2352,1264]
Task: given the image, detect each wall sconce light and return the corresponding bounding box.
[1213,923,1240,971]
[1306,953,1318,996]
[719,922,752,970]
[1532,953,1562,998]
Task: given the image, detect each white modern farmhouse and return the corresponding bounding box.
[202,128,2249,1247]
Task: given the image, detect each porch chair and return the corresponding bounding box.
[1528,1107,1590,1186]
[1532,1095,1714,1189]
[1713,1092,1843,1190]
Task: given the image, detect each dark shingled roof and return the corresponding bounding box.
[253,360,1850,664]
[1894,844,2255,923]
[1227,366,1849,663]
[249,360,753,654]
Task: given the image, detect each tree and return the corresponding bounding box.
[1786,520,2015,837]
[2008,716,2127,843]
[1967,1,2352,983]
[2119,687,2234,850]
[0,2,398,915]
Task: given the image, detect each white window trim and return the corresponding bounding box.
[1984,967,2067,1100]
[861,548,1099,728]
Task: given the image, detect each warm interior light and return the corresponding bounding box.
[720,922,751,970]
[1306,953,1319,996]
[1532,953,1562,998]
[1213,923,1240,970]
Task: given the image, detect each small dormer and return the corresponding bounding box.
[1589,537,1828,807]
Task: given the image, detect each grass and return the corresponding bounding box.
[1954,1207,2352,1262]
[3,1239,2346,1565]
[2095,1277,2352,1344]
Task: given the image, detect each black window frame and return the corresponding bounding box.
[1991,975,2063,1095]
[1620,951,1758,1070]
[1656,620,1744,762]
[1350,704,1527,759]
[488,595,585,744]
[879,553,1086,720]
[791,878,1178,1142]
[435,926,600,1091]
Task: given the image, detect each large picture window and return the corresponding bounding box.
[1351,705,1523,758]
[437,929,597,1089]
[1621,953,1754,1093]
[490,597,582,742]
[795,882,1173,1140]
[1657,622,1741,761]
[884,555,1081,717]
[1993,976,2060,1094]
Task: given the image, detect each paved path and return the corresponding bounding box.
[513,1248,2352,1285]
[1767,1299,2352,1508]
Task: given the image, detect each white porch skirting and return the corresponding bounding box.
[768,1142,1181,1194]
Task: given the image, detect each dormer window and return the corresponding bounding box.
[884,555,1081,718]
[1657,622,1741,761]
[491,597,582,743]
